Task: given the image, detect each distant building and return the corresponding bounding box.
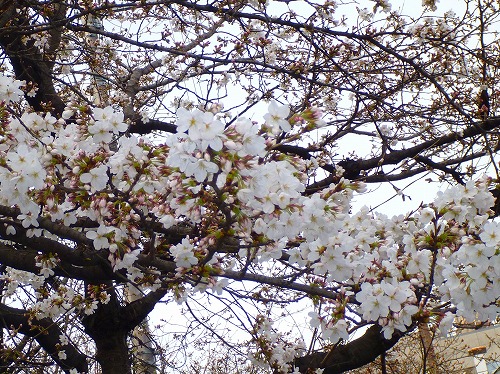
[436,324,500,374]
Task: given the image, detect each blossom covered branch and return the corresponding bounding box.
[1,1,500,373]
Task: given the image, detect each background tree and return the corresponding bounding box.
[0,0,500,373]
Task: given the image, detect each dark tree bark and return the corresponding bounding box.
[294,325,408,373]
[0,1,66,115]
[81,284,132,374]
[81,283,167,373]
[0,304,88,373]
[1,1,499,373]
[93,331,131,374]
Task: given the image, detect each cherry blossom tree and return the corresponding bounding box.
[0,0,500,373]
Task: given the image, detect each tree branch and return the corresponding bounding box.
[0,303,88,373]
[0,4,65,114]
[294,325,409,373]
[122,287,168,328]
[0,243,115,282]
[304,117,500,190]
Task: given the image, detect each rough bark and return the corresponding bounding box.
[294,325,408,373]
[0,1,66,115]
[81,285,132,374]
[93,331,131,374]
[81,284,167,373]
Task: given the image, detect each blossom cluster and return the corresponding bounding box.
[0,75,24,103]
[250,315,305,373]
[0,73,499,373]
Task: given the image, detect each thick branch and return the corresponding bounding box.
[294,325,408,373]
[45,2,68,71]
[305,117,500,191]
[356,119,499,172]
[0,205,92,246]
[122,287,168,327]
[0,5,65,114]
[0,243,115,282]
[0,303,88,373]
[128,118,177,134]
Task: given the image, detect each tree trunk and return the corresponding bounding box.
[82,283,132,374]
[94,332,131,374]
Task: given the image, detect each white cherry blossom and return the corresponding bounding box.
[479,221,500,246]
[170,238,198,268]
[264,100,291,133]
[0,75,23,103]
[80,165,109,192]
